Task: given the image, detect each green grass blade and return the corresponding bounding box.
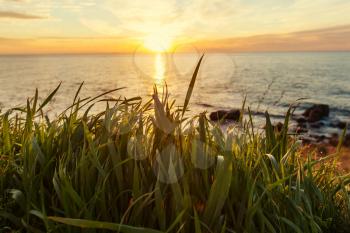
[48,217,164,233]
[37,82,61,112]
[193,208,202,233]
[203,155,232,227]
[182,54,204,117]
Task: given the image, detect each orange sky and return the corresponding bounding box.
[0,0,350,54]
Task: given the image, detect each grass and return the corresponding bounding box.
[0,57,350,233]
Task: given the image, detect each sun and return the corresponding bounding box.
[143,33,172,53]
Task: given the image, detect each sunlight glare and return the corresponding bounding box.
[154,53,166,85]
[144,33,172,52]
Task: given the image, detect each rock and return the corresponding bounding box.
[329,133,339,147]
[329,134,350,147]
[295,126,308,134]
[309,121,325,128]
[344,134,350,147]
[308,108,329,122]
[296,117,307,124]
[303,104,329,122]
[330,121,347,129]
[197,103,214,108]
[317,145,328,155]
[301,136,315,144]
[316,135,326,143]
[337,121,347,129]
[209,109,241,122]
[296,119,307,128]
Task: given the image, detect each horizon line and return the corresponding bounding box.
[1,50,350,57]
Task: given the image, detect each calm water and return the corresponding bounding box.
[0,52,349,134]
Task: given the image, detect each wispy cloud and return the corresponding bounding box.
[0,11,45,19]
[1,24,349,54]
[196,25,350,52]
[74,0,350,41]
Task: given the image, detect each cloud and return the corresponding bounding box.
[195,25,350,52]
[0,37,19,42]
[0,11,45,19]
[82,0,350,42]
[1,24,349,54]
[75,0,240,42]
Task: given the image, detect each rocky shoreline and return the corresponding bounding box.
[209,104,350,171]
[209,104,350,148]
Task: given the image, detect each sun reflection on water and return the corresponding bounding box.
[154,53,166,85]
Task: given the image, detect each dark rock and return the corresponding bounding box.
[301,136,315,144]
[308,109,328,122]
[329,134,350,147]
[344,134,350,147]
[329,121,347,129]
[316,135,326,143]
[296,117,307,124]
[296,120,307,131]
[329,133,350,147]
[329,133,339,147]
[250,111,265,117]
[197,103,214,108]
[209,109,241,122]
[295,126,308,134]
[309,121,325,128]
[317,145,328,155]
[302,138,311,144]
[297,120,307,127]
[303,104,329,122]
[336,121,347,129]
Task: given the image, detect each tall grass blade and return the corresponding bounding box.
[37,82,61,112]
[48,217,164,233]
[182,54,204,117]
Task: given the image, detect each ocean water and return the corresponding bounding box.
[0,52,349,135]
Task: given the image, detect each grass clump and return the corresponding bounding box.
[0,57,350,233]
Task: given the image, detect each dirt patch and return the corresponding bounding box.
[299,143,350,172]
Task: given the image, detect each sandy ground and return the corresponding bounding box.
[299,144,350,172]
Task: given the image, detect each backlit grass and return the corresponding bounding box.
[1,57,350,233]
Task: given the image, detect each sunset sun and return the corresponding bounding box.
[143,33,173,52]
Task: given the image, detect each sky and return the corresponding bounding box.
[0,0,350,54]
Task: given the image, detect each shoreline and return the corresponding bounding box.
[209,103,350,171]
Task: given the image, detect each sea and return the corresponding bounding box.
[0,52,349,136]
